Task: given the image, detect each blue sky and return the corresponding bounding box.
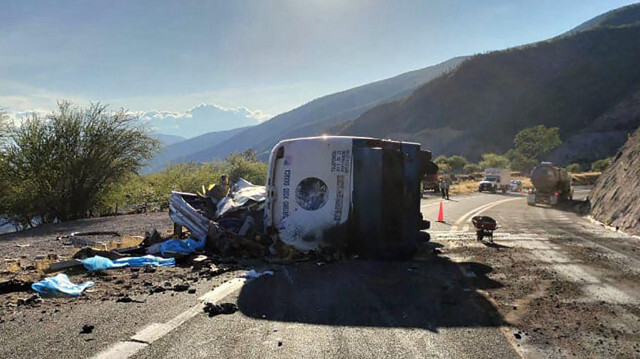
[1,0,637,136]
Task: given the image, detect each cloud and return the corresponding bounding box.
[137,103,272,138]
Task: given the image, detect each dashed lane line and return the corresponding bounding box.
[92,277,247,359]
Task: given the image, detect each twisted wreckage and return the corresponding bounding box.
[170,136,438,260]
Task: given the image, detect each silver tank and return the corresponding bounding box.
[531,163,571,193]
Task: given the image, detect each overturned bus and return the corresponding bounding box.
[264,136,437,260]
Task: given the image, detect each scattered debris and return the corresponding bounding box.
[214,178,266,218]
[203,302,238,317]
[80,324,94,334]
[49,259,83,272]
[72,247,126,260]
[172,283,190,292]
[0,279,33,294]
[17,294,42,306]
[116,295,145,303]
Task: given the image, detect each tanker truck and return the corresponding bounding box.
[527,162,573,206]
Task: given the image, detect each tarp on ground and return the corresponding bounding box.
[31,274,95,296]
[82,255,175,271]
[160,237,206,257]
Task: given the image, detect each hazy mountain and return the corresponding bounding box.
[335,4,640,166]
[152,133,187,147]
[171,56,467,164]
[139,104,267,139]
[145,126,251,173]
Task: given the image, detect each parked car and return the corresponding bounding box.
[509,180,522,192]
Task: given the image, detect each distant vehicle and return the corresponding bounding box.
[509,180,522,192]
[421,173,440,194]
[478,168,511,193]
[527,162,573,206]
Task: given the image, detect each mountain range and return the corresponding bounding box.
[336,3,640,166]
[148,56,467,170]
[150,3,640,171]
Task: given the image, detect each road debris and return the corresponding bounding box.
[203,302,238,317]
[80,324,94,334]
[0,279,33,294]
[17,294,42,306]
[171,283,190,292]
[116,295,145,303]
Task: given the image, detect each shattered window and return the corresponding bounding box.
[295,177,329,211]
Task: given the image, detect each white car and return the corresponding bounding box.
[509,180,522,192]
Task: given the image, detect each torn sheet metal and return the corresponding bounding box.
[215,178,266,218]
[169,191,212,240]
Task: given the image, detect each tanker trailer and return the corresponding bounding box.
[527,162,573,206]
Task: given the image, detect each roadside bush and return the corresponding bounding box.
[2,102,159,225]
[479,153,509,169]
[98,150,268,214]
[591,157,613,172]
[566,163,582,173]
[463,163,481,174]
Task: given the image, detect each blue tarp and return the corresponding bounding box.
[82,255,176,271]
[160,237,205,257]
[31,273,94,296]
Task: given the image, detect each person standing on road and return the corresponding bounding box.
[440,179,446,199]
[443,178,450,200]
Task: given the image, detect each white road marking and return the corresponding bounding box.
[420,195,485,209]
[451,197,523,231]
[92,277,249,359]
[93,341,147,359]
[130,323,174,344]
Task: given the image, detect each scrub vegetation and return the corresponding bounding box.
[0,104,268,228]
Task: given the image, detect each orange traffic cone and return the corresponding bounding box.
[437,201,444,222]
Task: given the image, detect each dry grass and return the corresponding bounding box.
[450,180,479,195]
[572,172,601,185]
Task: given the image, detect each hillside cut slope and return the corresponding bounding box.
[336,4,640,164]
[590,127,640,235]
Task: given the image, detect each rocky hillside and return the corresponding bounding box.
[335,4,640,165]
[589,126,640,235]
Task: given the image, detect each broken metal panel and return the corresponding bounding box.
[169,191,212,241]
[215,180,266,218]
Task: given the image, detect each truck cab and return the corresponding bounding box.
[478,168,511,193]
